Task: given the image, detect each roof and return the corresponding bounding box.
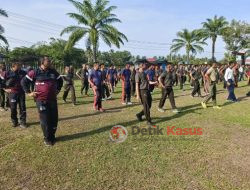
[146,58,157,63]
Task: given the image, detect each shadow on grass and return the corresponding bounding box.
[28,103,140,127]
[56,102,202,142]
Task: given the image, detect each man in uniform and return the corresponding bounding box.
[177,64,185,90]
[0,63,7,111]
[100,64,111,100]
[89,63,105,112]
[130,65,136,97]
[3,61,27,128]
[190,65,202,97]
[62,66,76,105]
[224,61,237,102]
[76,64,89,96]
[21,56,63,146]
[107,65,117,93]
[146,64,156,93]
[157,64,179,113]
[121,63,132,105]
[201,62,221,109]
[135,62,157,126]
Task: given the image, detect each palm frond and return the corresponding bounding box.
[0,9,8,17]
[65,29,87,50]
[0,34,8,45]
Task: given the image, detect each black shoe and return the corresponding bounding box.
[51,138,56,145]
[12,121,19,127]
[136,114,143,121]
[44,140,53,147]
[12,123,19,128]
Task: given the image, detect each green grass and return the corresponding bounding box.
[0,81,250,190]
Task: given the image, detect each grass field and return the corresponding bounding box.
[0,80,250,190]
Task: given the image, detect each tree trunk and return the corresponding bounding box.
[186,49,190,64]
[93,44,97,63]
[212,38,216,61]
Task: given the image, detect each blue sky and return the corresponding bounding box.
[0,0,249,60]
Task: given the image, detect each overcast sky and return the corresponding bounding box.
[0,0,249,59]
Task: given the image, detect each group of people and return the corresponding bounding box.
[0,56,249,146]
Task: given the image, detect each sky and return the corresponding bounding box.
[0,0,249,60]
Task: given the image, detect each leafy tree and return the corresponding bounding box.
[222,20,250,54]
[201,15,228,61]
[0,9,8,46]
[34,38,87,71]
[98,49,132,66]
[61,0,127,62]
[170,29,207,64]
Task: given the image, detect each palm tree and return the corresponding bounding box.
[0,9,8,45]
[170,29,207,64]
[61,0,127,62]
[201,15,228,61]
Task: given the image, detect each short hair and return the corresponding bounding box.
[93,63,99,67]
[11,61,20,68]
[40,56,50,65]
[229,61,235,65]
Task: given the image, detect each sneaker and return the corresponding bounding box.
[136,114,143,121]
[147,121,154,127]
[102,98,106,101]
[127,102,132,105]
[0,107,6,112]
[201,102,207,109]
[44,140,53,147]
[19,123,28,129]
[12,123,19,128]
[172,109,180,113]
[157,108,165,113]
[213,106,222,110]
[106,96,112,100]
[99,108,105,112]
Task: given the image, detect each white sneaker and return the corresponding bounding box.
[102,98,106,101]
[172,109,180,113]
[127,102,132,105]
[106,96,112,100]
[158,108,165,113]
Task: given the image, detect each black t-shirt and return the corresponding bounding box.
[131,69,136,81]
[135,71,149,90]
[160,71,173,87]
[77,68,89,81]
[64,72,74,85]
[191,70,201,81]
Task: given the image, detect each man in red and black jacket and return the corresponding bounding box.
[21,56,63,146]
[0,63,8,111]
[3,62,27,128]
